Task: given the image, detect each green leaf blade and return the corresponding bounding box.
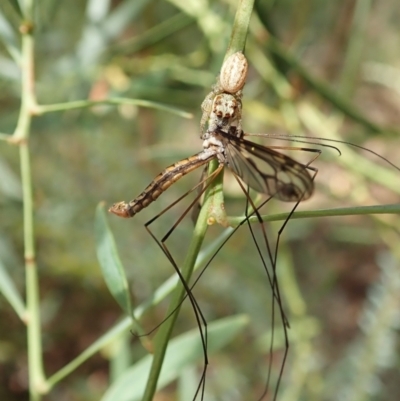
[94,203,132,317]
[101,314,250,401]
[0,259,25,319]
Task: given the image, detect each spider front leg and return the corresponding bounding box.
[200,81,224,135]
[232,89,243,133]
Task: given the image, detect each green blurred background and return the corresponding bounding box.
[1,0,400,400]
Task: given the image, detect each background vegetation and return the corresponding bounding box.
[1,1,400,400]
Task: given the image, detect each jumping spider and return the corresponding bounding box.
[200,52,248,137]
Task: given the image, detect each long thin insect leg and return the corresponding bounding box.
[138,166,225,337]
[143,164,224,400]
[133,167,224,336]
[145,165,222,226]
[145,224,209,400]
[159,165,224,243]
[231,157,319,400]
[232,176,287,400]
[264,165,319,401]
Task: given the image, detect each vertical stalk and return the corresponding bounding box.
[16,3,46,399]
[227,0,255,55]
[21,141,46,400]
[141,1,255,400]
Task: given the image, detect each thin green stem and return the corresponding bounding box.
[206,160,228,226]
[16,13,46,401]
[13,24,36,141]
[140,167,213,401]
[21,143,47,400]
[227,203,400,227]
[35,98,192,118]
[47,317,132,388]
[206,0,255,220]
[141,2,255,399]
[227,0,255,55]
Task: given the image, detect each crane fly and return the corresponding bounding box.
[109,127,317,217]
[107,44,400,399]
[109,125,319,401]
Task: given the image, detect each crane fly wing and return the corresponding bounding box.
[223,136,314,201]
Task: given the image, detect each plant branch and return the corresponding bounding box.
[227,203,400,227]
[35,98,192,119]
[17,16,47,401]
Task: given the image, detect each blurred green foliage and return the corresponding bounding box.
[1,1,400,401]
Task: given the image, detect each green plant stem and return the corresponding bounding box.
[13,26,36,141]
[35,98,192,118]
[21,143,46,400]
[16,13,46,401]
[227,203,400,227]
[141,161,218,401]
[227,0,255,55]
[46,318,133,388]
[141,2,255,399]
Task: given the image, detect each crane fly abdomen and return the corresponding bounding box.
[108,151,215,218]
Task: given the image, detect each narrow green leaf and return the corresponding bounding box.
[0,10,20,63]
[0,157,22,199]
[0,259,25,319]
[7,0,22,17]
[94,203,132,317]
[101,314,249,401]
